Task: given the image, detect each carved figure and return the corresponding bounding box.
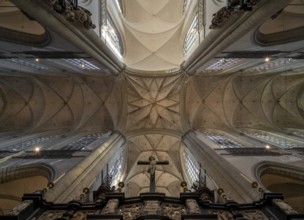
[162,204,184,220]
[143,200,161,215]
[209,7,231,29]
[102,199,119,214]
[241,210,268,220]
[47,0,95,29]
[37,211,65,219]
[185,199,200,214]
[273,199,298,215]
[137,156,169,192]
[121,204,142,220]
[8,200,32,215]
[74,6,96,29]
[147,156,157,175]
[71,211,86,220]
[208,210,234,220]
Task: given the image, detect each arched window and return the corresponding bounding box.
[61,133,108,151]
[244,130,303,149]
[2,134,59,151]
[0,163,54,215]
[183,147,199,185]
[108,146,126,187]
[183,13,199,56]
[204,131,243,148]
[255,162,304,213]
[101,12,123,58]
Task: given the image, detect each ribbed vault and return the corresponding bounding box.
[1,0,304,201]
[185,73,304,131]
[124,134,183,197]
[124,74,184,133]
[122,0,184,72]
[0,74,121,132]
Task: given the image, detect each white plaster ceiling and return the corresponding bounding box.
[122,0,184,72]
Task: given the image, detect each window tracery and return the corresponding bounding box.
[61,133,106,151]
[204,132,243,148]
[245,131,303,149]
[101,9,123,58]
[183,13,199,56]
[2,135,58,151]
[183,148,199,185]
[108,147,126,187]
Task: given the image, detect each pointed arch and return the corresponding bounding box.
[254,161,304,213]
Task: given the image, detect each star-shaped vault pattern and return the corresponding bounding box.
[125,74,184,131]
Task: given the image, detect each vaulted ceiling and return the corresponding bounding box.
[122,0,184,72]
[1,0,304,197]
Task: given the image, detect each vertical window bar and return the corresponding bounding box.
[183,0,188,13]
[101,0,107,28]
[183,13,199,55]
[198,0,204,35]
[205,132,243,148]
[184,149,199,185]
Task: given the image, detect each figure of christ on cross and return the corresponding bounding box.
[137,156,169,193]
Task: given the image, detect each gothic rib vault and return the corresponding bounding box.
[122,0,184,72]
[0,0,304,201]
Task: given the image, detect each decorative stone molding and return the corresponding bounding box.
[47,0,96,29]
[209,0,261,29]
[7,200,33,216]
[102,199,120,214]
[221,147,283,156]
[209,7,235,29]
[185,199,200,214]
[162,203,185,220]
[273,199,298,215]
[0,163,55,184]
[121,203,142,220]
[254,161,304,185]
[240,209,268,219]
[0,27,50,47]
[5,191,304,219]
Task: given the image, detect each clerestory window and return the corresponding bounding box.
[101,12,123,58]
[184,148,199,185]
[183,13,199,56]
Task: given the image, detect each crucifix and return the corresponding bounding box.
[137,156,169,193]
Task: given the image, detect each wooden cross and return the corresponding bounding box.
[137,156,169,193]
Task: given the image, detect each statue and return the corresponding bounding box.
[47,0,95,29]
[273,199,298,215]
[137,155,169,192]
[102,199,119,214]
[185,199,200,214]
[8,200,32,215]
